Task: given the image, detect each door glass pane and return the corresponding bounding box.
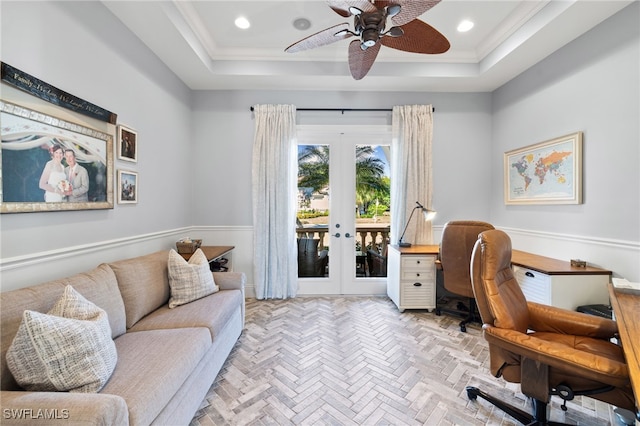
[355,145,390,278]
[297,145,329,278]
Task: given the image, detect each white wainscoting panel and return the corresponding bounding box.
[0,228,191,292]
[502,227,640,282]
[3,225,637,297]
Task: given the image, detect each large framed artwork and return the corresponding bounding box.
[0,101,114,213]
[504,132,583,205]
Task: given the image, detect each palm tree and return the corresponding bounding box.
[298,145,389,213]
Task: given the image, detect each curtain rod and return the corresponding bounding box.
[249,106,434,114]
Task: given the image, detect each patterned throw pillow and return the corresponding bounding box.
[168,248,219,308]
[6,285,117,393]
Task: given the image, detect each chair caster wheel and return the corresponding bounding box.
[460,325,467,332]
[466,386,479,400]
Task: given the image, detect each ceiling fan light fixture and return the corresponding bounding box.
[234,16,251,30]
[457,19,474,32]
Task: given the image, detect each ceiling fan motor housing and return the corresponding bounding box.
[354,9,388,48]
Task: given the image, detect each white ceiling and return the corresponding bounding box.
[103,0,633,92]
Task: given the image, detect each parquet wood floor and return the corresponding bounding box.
[191,296,620,425]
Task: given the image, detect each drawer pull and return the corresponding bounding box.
[525,271,535,278]
[413,282,422,287]
[416,260,421,264]
[416,273,420,277]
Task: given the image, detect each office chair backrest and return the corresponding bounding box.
[440,221,494,298]
[471,229,530,334]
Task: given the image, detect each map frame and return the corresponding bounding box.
[504,132,583,205]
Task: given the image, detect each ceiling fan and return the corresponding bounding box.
[285,0,450,80]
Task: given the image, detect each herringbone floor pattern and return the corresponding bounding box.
[191,297,619,425]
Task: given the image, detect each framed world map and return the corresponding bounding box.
[504,132,583,205]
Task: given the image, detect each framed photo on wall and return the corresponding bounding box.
[504,132,583,205]
[0,100,114,213]
[117,170,138,204]
[117,124,137,163]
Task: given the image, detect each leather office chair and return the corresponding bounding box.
[297,238,328,277]
[467,229,635,425]
[435,220,494,332]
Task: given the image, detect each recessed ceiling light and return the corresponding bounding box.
[457,19,474,32]
[235,16,251,30]
[293,18,311,31]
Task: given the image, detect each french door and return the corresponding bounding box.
[296,125,392,295]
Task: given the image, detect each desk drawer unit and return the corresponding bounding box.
[512,264,610,310]
[388,246,437,312]
[513,266,551,305]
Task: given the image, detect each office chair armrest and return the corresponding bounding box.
[526,302,618,339]
[483,325,630,386]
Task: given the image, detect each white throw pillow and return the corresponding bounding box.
[6,285,117,393]
[168,248,219,308]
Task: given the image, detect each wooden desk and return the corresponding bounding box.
[608,283,640,421]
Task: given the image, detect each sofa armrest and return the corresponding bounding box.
[213,271,246,328]
[1,391,128,425]
[213,272,245,292]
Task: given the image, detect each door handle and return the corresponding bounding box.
[344,233,353,238]
[332,233,341,238]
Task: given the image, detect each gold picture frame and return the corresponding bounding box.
[1,100,114,213]
[504,132,583,205]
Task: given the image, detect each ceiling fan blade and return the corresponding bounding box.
[327,0,377,17]
[376,0,441,26]
[348,40,381,80]
[285,23,353,53]
[381,19,450,54]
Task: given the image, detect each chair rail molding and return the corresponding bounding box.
[500,226,640,282]
[1,227,191,292]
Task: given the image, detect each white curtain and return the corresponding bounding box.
[251,104,298,299]
[390,105,434,246]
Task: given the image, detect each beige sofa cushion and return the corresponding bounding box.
[6,286,117,393]
[168,249,219,308]
[103,327,211,426]
[130,289,243,340]
[1,264,125,391]
[109,251,171,329]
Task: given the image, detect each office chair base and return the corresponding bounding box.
[435,298,480,332]
[466,386,570,426]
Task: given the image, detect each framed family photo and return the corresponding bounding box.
[0,100,114,213]
[117,170,138,204]
[504,132,583,205]
[117,124,137,163]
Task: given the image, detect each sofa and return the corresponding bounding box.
[1,250,246,425]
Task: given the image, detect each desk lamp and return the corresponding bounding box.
[397,201,436,247]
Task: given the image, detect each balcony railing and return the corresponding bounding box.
[296,225,390,253]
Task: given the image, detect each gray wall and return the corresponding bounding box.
[1,1,638,290]
[1,2,193,284]
[491,2,640,242]
[190,91,493,227]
